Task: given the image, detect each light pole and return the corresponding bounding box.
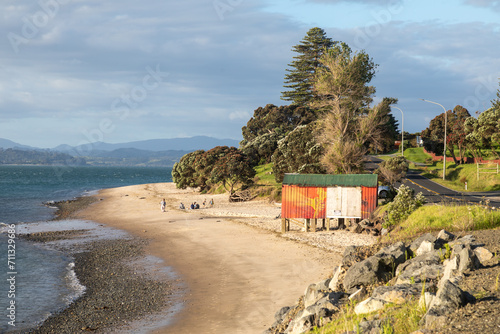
[420,99,448,180]
[392,106,404,156]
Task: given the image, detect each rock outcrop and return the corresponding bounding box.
[265,229,493,334]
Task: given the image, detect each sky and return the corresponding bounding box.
[0,0,499,148]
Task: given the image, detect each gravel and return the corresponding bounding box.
[16,198,182,334]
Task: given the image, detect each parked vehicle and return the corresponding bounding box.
[378,185,390,198]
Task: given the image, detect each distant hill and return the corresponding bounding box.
[0,148,87,166]
[53,136,240,153]
[0,138,36,150]
[0,136,240,167]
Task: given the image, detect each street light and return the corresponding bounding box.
[392,106,404,156]
[420,99,448,180]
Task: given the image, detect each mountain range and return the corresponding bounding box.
[0,136,241,166]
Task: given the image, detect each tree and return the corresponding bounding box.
[210,149,255,196]
[240,104,318,163]
[271,122,325,182]
[171,150,205,189]
[373,97,399,153]
[446,106,471,164]
[465,107,500,159]
[311,45,387,174]
[374,156,409,189]
[422,106,472,164]
[281,27,335,106]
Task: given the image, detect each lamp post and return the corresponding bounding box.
[420,99,448,180]
[392,106,404,156]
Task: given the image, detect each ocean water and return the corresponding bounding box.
[0,165,172,332]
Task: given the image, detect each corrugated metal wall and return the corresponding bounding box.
[282,184,378,220]
[281,185,326,219]
[361,186,378,220]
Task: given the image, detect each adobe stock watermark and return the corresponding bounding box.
[463,74,500,112]
[213,0,243,21]
[353,0,404,49]
[7,0,70,54]
[52,64,169,180]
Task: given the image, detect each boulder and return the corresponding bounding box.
[473,246,494,264]
[372,283,425,304]
[395,251,443,284]
[315,278,331,291]
[348,286,367,302]
[304,284,326,308]
[396,264,443,285]
[359,319,383,334]
[416,240,435,256]
[424,279,472,329]
[348,221,363,234]
[285,314,316,334]
[328,265,342,291]
[354,297,388,315]
[375,241,407,266]
[274,306,291,322]
[410,233,437,255]
[436,229,455,242]
[458,246,481,273]
[343,255,395,293]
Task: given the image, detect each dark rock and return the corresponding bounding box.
[274,306,291,322]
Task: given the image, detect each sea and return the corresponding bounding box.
[0,165,173,332]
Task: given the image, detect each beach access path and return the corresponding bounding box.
[76,182,374,333]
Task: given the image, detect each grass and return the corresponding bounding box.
[393,204,500,239]
[308,298,426,334]
[251,163,282,200]
[253,163,276,185]
[404,147,432,164]
[417,161,500,192]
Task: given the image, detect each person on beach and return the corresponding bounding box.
[179,202,185,210]
[209,198,214,207]
[160,199,166,212]
[203,199,206,208]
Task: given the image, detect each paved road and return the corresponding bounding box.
[367,156,500,208]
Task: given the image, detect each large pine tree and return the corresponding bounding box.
[281,27,335,106]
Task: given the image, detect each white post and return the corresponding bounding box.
[421,99,448,180]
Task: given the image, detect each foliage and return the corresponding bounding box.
[385,185,426,227]
[209,149,255,195]
[375,98,400,153]
[421,105,471,164]
[171,150,205,189]
[271,123,325,183]
[465,107,500,159]
[310,43,396,174]
[172,146,254,194]
[240,104,318,163]
[397,204,500,238]
[281,27,335,106]
[375,155,409,188]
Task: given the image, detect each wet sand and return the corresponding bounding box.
[75,183,342,333]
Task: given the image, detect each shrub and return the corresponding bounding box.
[385,184,426,227]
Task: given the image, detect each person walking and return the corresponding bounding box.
[160,198,166,212]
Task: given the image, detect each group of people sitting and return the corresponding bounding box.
[179,198,214,210]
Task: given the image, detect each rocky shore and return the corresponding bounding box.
[265,228,500,334]
[16,197,183,334]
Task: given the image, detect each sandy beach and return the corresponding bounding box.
[74,182,375,333]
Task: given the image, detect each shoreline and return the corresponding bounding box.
[15,197,184,333]
[72,182,370,333]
